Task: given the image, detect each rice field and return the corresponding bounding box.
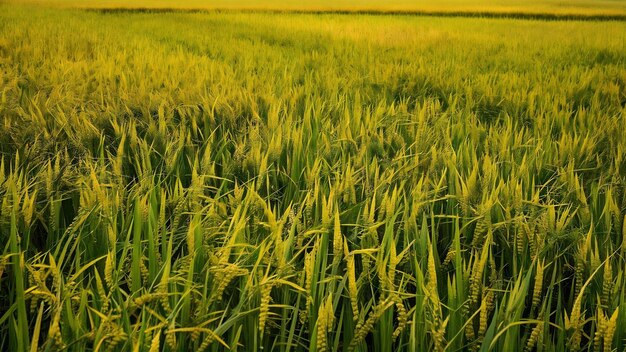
[1,2,626,351]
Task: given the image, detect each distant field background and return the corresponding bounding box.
[7,0,626,16]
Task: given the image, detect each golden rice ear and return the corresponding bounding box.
[345,250,359,322]
[525,322,543,352]
[332,210,342,263]
[148,329,161,352]
[604,308,619,352]
[258,278,274,334]
[594,306,607,352]
[531,259,544,312]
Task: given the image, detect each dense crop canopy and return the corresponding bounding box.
[0,4,625,351]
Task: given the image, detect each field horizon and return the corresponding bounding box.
[8,0,626,17]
